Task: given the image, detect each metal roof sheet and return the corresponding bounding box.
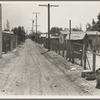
[60,30,69,35]
[2,31,13,34]
[66,31,86,40]
[86,31,100,35]
[40,34,47,37]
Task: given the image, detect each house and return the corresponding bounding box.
[86,31,100,50]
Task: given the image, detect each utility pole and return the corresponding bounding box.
[69,20,71,61]
[33,12,40,34]
[39,3,59,51]
[32,20,34,34]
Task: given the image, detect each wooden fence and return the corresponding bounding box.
[37,36,100,73]
[2,32,18,53]
[0,4,2,58]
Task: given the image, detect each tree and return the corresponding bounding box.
[12,26,26,43]
[86,23,92,31]
[91,19,97,31]
[86,13,100,31]
[72,26,82,31]
[50,27,63,36]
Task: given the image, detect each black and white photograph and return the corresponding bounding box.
[0,1,100,98]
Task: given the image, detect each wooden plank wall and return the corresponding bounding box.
[0,4,2,58]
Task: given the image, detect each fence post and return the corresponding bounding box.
[5,38,7,53]
[9,35,11,51]
[72,43,74,63]
[15,35,17,47]
[80,44,83,67]
[84,39,87,70]
[93,50,96,72]
[58,40,60,55]
[62,40,65,57]
[66,41,68,60]
[69,41,71,61]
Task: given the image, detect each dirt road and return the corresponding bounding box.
[0,39,100,96]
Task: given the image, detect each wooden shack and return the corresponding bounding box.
[86,31,100,50]
[59,30,69,44]
[66,31,88,59]
[2,31,17,53]
[39,33,47,45]
[0,4,2,58]
[45,34,59,50]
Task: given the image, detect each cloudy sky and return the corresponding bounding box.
[1,1,100,34]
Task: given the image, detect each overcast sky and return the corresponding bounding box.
[1,1,100,34]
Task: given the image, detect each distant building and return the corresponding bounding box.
[59,30,69,44]
[39,33,47,45]
[45,34,59,50]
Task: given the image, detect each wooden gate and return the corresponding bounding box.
[71,42,84,67]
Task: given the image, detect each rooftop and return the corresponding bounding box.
[86,31,100,35]
[2,31,13,34]
[66,31,86,40]
[60,30,69,35]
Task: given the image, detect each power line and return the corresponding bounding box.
[33,12,40,34]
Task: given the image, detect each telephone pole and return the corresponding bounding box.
[32,20,34,34]
[33,12,40,34]
[69,20,71,61]
[39,4,59,51]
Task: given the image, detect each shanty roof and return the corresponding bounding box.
[86,31,100,35]
[66,31,86,40]
[46,34,59,39]
[2,31,13,34]
[40,34,47,38]
[60,30,69,35]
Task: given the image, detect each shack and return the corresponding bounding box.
[59,30,69,44]
[39,33,47,45]
[0,4,2,58]
[66,31,88,58]
[2,31,17,53]
[45,35,59,51]
[86,31,100,50]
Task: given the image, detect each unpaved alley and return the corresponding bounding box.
[0,39,100,96]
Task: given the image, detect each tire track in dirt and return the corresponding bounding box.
[25,40,43,95]
[29,40,87,95]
